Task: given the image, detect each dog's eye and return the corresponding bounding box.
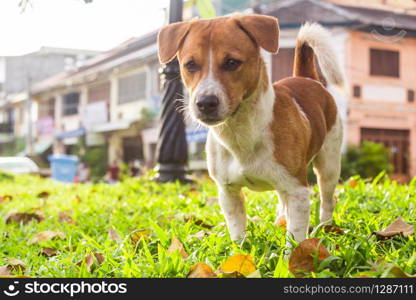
[222,58,242,71]
[184,60,200,72]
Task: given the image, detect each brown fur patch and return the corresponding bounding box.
[271,77,337,185]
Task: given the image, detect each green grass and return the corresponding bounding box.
[0,172,415,278]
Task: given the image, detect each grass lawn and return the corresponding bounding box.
[0,172,415,278]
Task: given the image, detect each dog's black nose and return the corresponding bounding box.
[196,95,219,114]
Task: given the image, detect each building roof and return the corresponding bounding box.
[32,30,158,95]
[265,0,416,30]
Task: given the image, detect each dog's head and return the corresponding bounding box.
[158,14,279,126]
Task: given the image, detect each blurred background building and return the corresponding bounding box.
[0,0,415,181]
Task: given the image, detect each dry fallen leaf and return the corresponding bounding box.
[187,262,217,278]
[108,227,121,242]
[7,258,26,273]
[130,229,151,245]
[389,266,416,278]
[29,231,65,244]
[77,253,105,272]
[373,217,414,239]
[58,211,74,224]
[41,247,58,257]
[184,216,213,229]
[190,230,210,240]
[168,236,188,259]
[37,191,50,198]
[218,254,257,278]
[6,212,44,224]
[323,225,344,235]
[289,238,331,277]
[0,266,11,276]
[0,194,13,203]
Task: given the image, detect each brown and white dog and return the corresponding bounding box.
[157,14,344,244]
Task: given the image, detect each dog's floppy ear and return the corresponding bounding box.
[235,14,279,54]
[158,21,191,64]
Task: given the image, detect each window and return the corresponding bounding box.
[118,72,147,104]
[408,90,415,103]
[370,49,399,77]
[353,85,361,98]
[63,92,80,116]
[39,98,55,118]
[88,82,110,103]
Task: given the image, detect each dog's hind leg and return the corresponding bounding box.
[218,185,247,241]
[313,116,343,223]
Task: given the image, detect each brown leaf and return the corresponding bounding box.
[73,195,82,203]
[108,227,121,242]
[6,212,44,224]
[289,238,331,277]
[130,229,151,245]
[77,253,104,272]
[37,191,50,198]
[190,230,210,240]
[94,253,105,265]
[187,262,217,278]
[373,217,414,239]
[0,258,26,276]
[218,254,257,278]
[58,211,74,224]
[0,194,13,203]
[168,236,188,259]
[349,180,358,188]
[29,231,65,244]
[323,225,344,235]
[41,247,58,257]
[0,266,11,276]
[184,215,213,229]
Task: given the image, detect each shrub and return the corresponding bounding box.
[341,141,393,180]
[307,141,393,184]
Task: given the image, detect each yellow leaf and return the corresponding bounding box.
[187,262,217,278]
[218,254,256,277]
[130,229,151,245]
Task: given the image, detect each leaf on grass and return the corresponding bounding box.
[373,217,414,239]
[41,247,58,257]
[187,262,217,278]
[184,215,213,229]
[190,230,210,240]
[6,212,44,224]
[58,211,74,224]
[275,216,287,230]
[108,227,121,242]
[77,253,105,272]
[29,231,65,244]
[218,254,257,278]
[289,238,331,278]
[168,236,188,259]
[37,191,50,198]
[389,266,416,278]
[0,194,13,203]
[72,195,82,203]
[130,229,151,245]
[323,225,344,235]
[6,258,26,273]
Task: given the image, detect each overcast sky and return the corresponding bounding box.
[0,0,169,56]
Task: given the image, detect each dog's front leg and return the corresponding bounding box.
[218,185,247,241]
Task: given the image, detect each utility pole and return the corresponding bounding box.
[155,0,191,183]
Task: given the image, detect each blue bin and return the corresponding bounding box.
[48,155,79,183]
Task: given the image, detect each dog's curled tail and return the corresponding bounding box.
[293,23,345,87]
